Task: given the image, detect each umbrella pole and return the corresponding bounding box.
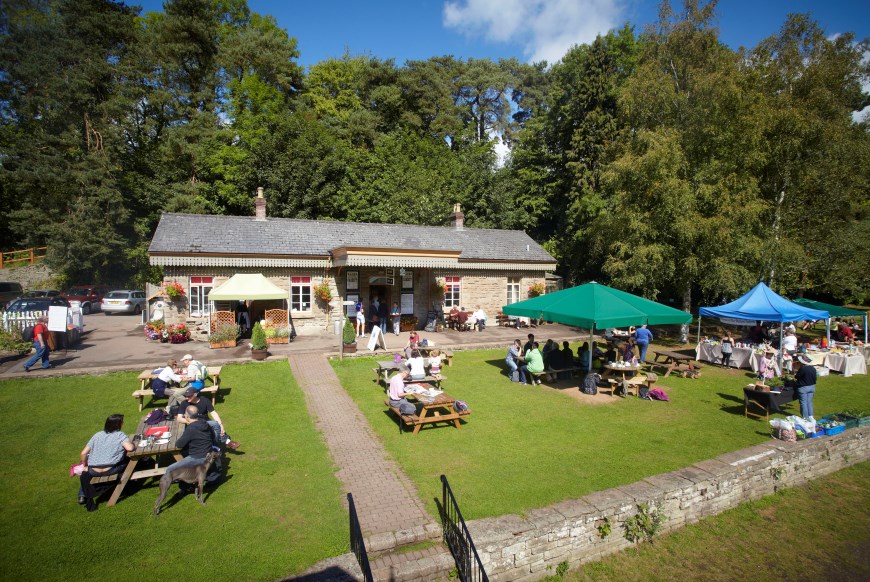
[589,326,594,371]
[696,317,702,345]
[864,314,867,345]
[826,318,831,346]
[779,322,784,373]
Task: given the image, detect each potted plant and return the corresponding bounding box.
[163,281,186,301]
[342,317,357,353]
[250,321,268,360]
[431,278,446,298]
[528,282,545,298]
[265,325,290,344]
[400,314,418,332]
[209,323,240,348]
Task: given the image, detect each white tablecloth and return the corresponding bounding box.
[823,353,867,378]
[695,343,754,369]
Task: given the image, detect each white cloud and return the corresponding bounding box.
[443,0,623,64]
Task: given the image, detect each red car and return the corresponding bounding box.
[63,285,110,314]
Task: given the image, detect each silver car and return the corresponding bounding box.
[102,290,146,315]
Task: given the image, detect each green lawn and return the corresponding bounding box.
[332,347,870,520]
[565,461,870,581]
[0,361,348,581]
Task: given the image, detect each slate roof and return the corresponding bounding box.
[148,213,556,263]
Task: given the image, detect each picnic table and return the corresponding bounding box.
[743,385,797,420]
[100,416,185,506]
[374,360,443,389]
[823,352,867,377]
[385,385,470,434]
[650,350,698,377]
[600,363,641,382]
[133,366,223,411]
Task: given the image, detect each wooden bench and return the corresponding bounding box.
[133,366,223,411]
[417,347,454,366]
[530,366,584,384]
[496,313,518,328]
[384,397,471,435]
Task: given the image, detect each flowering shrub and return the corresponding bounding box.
[431,278,446,297]
[163,281,185,299]
[313,281,332,302]
[528,282,545,297]
[400,314,418,331]
[144,321,190,343]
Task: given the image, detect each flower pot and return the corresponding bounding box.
[343,342,357,353]
[251,348,269,360]
[210,340,237,349]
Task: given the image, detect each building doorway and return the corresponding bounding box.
[368,285,391,333]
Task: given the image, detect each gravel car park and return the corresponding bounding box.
[101,290,146,315]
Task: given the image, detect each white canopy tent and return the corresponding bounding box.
[207,274,289,332]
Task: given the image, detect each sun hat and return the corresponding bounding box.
[181,354,193,361]
[797,354,813,365]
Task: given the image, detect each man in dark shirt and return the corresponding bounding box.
[176,387,240,450]
[792,355,818,419]
[167,405,216,476]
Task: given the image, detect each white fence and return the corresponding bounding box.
[0,310,47,334]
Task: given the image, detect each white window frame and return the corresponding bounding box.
[506,277,521,305]
[444,276,461,308]
[189,276,213,317]
[290,276,312,314]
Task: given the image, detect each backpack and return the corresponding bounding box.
[648,388,670,401]
[22,325,35,342]
[454,400,468,413]
[582,372,600,395]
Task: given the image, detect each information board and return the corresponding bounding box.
[401,293,414,314]
[47,305,69,332]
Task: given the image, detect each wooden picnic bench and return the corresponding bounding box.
[649,350,701,378]
[373,360,445,389]
[417,347,454,366]
[133,366,223,411]
[529,366,584,384]
[384,390,470,435]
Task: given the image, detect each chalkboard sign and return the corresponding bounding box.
[401,293,414,314]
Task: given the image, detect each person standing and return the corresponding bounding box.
[355,299,366,338]
[23,314,52,371]
[791,355,817,419]
[391,302,401,336]
[378,299,389,335]
[632,324,653,363]
[720,332,734,368]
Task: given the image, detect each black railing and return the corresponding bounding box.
[441,475,488,582]
[348,493,374,582]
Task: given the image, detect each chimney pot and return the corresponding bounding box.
[255,187,266,221]
[449,202,464,230]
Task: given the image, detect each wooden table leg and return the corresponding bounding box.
[107,458,139,507]
[413,407,430,435]
[664,360,676,377]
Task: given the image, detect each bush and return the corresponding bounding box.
[342,317,356,344]
[251,322,267,350]
[210,323,240,343]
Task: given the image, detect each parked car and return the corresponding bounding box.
[4,296,71,313]
[101,290,146,315]
[0,281,24,309]
[63,285,110,314]
[23,289,62,298]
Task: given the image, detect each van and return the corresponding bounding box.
[0,282,24,309]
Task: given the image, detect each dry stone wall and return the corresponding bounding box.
[468,428,869,582]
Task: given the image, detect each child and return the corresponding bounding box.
[391,302,401,336]
[429,349,442,380]
[758,350,776,382]
[355,301,365,337]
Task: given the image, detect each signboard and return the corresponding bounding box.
[401,270,413,290]
[366,324,386,352]
[346,271,359,291]
[401,293,414,314]
[47,305,69,332]
[346,294,359,316]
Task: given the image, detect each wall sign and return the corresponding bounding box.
[346,293,359,316]
[401,293,414,314]
[401,270,413,290]
[346,271,359,291]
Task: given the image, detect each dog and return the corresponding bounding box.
[153,450,219,515]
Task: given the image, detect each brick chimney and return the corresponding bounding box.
[254,187,266,221]
[449,202,464,230]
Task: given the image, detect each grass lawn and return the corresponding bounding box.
[332,346,870,521]
[0,361,348,581]
[565,461,870,581]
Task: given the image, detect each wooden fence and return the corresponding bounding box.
[0,246,47,270]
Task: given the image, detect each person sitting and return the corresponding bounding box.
[506,339,526,383]
[167,354,208,410]
[152,358,185,403]
[429,349,443,380]
[838,322,854,342]
[404,331,421,359]
[620,341,636,363]
[164,404,217,492]
[78,414,135,511]
[557,341,575,379]
[604,343,617,364]
[448,306,460,329]
[578,342,591,371]
[456,308,469,330]
[176,387,240,450]
[472,305,487,331]
[388,366,417,415]
[525,341,545,384]
[407,349,426,380]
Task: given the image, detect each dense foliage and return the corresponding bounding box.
[1,0,867,305]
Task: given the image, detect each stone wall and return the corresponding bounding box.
[0,263,57,290]
[467,428,869,582]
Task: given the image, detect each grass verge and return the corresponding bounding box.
[565,461,870,581]
[332,346,870,520]
[0,361,348,581]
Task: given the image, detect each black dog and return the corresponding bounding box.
[153,450,219,515]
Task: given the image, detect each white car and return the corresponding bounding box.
[102,290,146,315]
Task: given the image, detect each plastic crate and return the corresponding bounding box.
[823,413,858,429]
[809,430,825,439]
[824,425,846,436]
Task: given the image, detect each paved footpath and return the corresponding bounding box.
[288,353,435,537]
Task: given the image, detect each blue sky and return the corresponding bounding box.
[135,0,869,68]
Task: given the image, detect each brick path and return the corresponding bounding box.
[288,353,435,536]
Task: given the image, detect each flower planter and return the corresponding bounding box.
[251,348,269,360]
[343,342,357,353]
[266,337,289,345]
[400,323,417,332]
[210,340,237,349]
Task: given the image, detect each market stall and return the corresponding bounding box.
[792,298,867,345]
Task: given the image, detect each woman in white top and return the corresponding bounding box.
[407,349,426,380]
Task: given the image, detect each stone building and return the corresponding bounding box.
[147,190,556,334]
